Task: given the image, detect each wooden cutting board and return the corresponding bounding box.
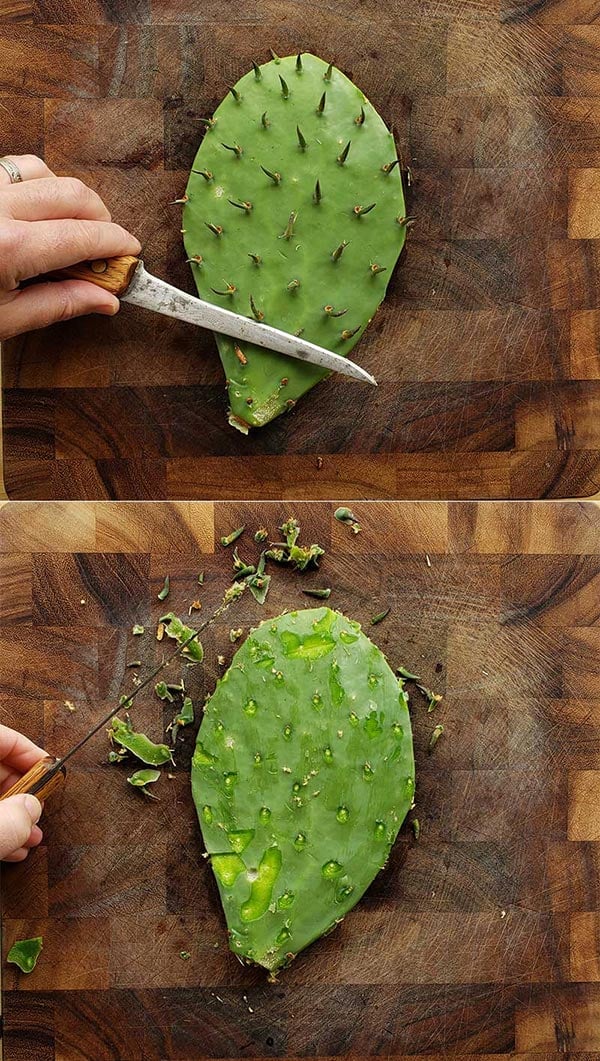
[2,1,600,500]
[0,499,599,1059]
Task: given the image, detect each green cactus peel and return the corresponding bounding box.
[184,53,407,432]
[191,607,415,971]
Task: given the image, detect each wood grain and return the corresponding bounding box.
[2,1,600,498]
[0,499,598,1058]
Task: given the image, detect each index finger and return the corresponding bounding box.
[0,725,45,772]
[14,218,141,282]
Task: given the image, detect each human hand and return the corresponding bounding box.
[0,724,47,861]
[0,154,141,340]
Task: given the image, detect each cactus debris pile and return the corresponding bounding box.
[183,52,407,432]
[191,607,415,971]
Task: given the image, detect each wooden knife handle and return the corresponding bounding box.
[46,254,139,298]
[0,757,66,803]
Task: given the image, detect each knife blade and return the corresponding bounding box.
[0,587,242,804]
[51,255,377,386]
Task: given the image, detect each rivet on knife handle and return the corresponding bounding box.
[46,255,140,298]
[0,756,66,803]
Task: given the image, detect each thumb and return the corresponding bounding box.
[0,794,42,859]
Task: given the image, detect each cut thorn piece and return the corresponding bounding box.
[204,222,223,237]
[337,141,351,165]
[169,194,188,205]
[287,278,300,291]
[313,178,322,204]
[221,141,243,157]
[296,125,307,150]
[248,253,262,264]
[261,165,281,184]
[331,240,349,262]
[234,345,247,364]
[341,325,360,340]
[353,203,376,216]
[279,75,290,98]
[324,304,348,317]
[317,92,326,114]
[280,210,298,240]
[249,294,264,321]
[186,254,203,265]
[228,199,253,213]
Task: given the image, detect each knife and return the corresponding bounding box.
[51,255,377,386]
[0,591,237,805]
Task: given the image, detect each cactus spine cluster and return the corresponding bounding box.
[191,607,415,971]
[183,53,407,432]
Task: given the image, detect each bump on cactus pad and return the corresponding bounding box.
[191,607,415,971]
[184,53,407,432]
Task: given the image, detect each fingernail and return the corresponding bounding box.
[24,794,42,823]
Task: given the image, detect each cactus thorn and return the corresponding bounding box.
[270,49,281,63]
[261,165,281,184]
[204,222,223,237]
[317,91,326,114]
[261,111,271,128]
[287,278,300,291]
[249,294,264,321]
[370,262,386,274]
[234,345,247,365]
[294,328,305,337]
[341,325,360,340]
[221,141,243,157]
[296,53,303,71]
[313,178,322,204]
[197,116,217,128]
[248,252,262,265]
[228,198,253,213]
[228,85,242,103]
[296,125,307,150]
[186,254,203,265]
[279,75,290,98]
[323,61,334,81]
[192,168,213,181]
[331,240,349,262]
[252,60,262,80]
[353,203,376,216]
[211,281,236,296]
[337,141,351,165]
[381,159,400,174]
[246,396,254,405]
[355,106,366,126]
[280,210,298,240]
[396,214,417,229]
[324,304,348,317]
[169,194,188,205]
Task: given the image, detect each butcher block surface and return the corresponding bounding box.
[0,499,599,1058]
[3,1,600,499]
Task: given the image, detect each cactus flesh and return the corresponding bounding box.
[191,607,415,971]
[184,54,406,432]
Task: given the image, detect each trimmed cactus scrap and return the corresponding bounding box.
[184,53,406,431]
[191,607,415,971]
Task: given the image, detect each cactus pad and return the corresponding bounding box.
[183,53,407,432]
[191,607,415,971]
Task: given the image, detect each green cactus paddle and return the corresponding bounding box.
[184,53,407,432]
[191,607,415,972]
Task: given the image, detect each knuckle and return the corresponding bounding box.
[0,222,22,287]
[52,286,77,324]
